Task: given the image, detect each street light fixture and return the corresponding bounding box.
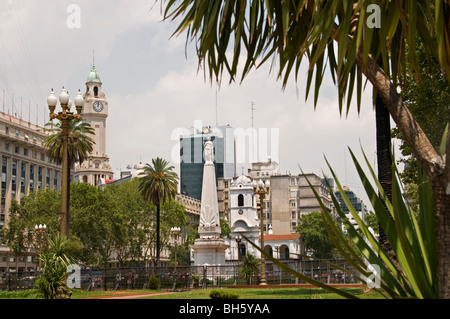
[47,87,84,238]
[235,235,242,262]
[252,178,270,285]
[170,227,181,269]
[34,224,47,271]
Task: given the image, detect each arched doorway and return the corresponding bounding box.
[280,245,289,259]
[238,244,246,261]
[264,245,273,257]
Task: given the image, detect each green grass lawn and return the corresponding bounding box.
[0,287,386,299]
[137,287,386,299]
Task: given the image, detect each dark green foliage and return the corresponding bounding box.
[209,289,239,299]
[147,275,161,290]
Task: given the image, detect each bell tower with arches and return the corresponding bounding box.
[74,63,113,185]
[227,175,261,260]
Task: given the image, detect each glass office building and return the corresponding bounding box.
[180,125,235,200]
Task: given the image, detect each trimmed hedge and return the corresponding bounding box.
[209,289,240,299]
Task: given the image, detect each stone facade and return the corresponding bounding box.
[74,64,113,185]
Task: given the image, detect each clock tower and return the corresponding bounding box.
[74,64,113,185]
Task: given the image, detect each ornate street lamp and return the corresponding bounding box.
[171,227,181,269]
[252,178,270,285]
[235,235,242,262]
[47,87,84,238]
[235,235,242,285]
[34,224,47,271]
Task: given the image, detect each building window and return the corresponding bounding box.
[12,160,17,198]
[29,164,34,193]
[53,171,58,190]
[238,194,244,207]
[20,162,26,196]
[15,146,19,154]
[94,86,98,97]
[46,169,50,188]
[38,167,43,189]
[23,148,28,156]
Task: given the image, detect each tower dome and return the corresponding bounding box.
[87,64,101,83]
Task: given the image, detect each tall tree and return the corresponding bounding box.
[44,119,95,165]
[138,157,179,268]
[44,119,95,237]
[296,211,336,259]
[162,0,450,297]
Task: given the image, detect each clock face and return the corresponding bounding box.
[238,209,243,215]
[93,101,103,112]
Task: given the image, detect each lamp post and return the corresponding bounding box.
[47,87,84,238]
[34,224,47,271]
[170,227,181,293]
[235,235,242,285]
[235,235,242,262]
[171,227,181,269]
[252,179,270,285]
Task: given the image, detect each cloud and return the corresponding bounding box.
[1,0,381,208]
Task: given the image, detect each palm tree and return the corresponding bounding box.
[138,157,179,268]
[44,119,95,165]
[44,119,95,237]
[162,0,450,298]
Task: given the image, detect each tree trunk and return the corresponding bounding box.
[156,204,161,269]
[432,179,450,298]
[357,52,450,298]
[375,94,396,261]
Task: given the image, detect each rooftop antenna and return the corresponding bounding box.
[250,101,256,130]
[215,83,218,127]
[250,101,257,166]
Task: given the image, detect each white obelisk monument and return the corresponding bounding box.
[191,136,229,266]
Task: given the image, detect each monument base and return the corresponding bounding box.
[191,237,229,266]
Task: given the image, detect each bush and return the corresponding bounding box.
[147,275,160,290]
[209,289,239,299]
[191,274,200,288]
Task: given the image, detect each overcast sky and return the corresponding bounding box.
[0,0,403,209]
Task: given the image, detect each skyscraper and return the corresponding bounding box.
[180,125,235,200]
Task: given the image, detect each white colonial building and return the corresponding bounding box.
[226,175,261,261]
[225,174,303,261]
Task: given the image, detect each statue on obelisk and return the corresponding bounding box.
[198,135,221,237]
[191,134,229,266]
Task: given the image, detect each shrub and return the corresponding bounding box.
[36,234,72,299]
[209,289,239,299]
[191,274,200,288]
[147,275,160,290]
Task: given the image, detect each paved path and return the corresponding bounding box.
[83,292,174,299]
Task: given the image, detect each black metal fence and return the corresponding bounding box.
[0,258,359,292]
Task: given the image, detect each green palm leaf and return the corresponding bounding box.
[44,119,95,165]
